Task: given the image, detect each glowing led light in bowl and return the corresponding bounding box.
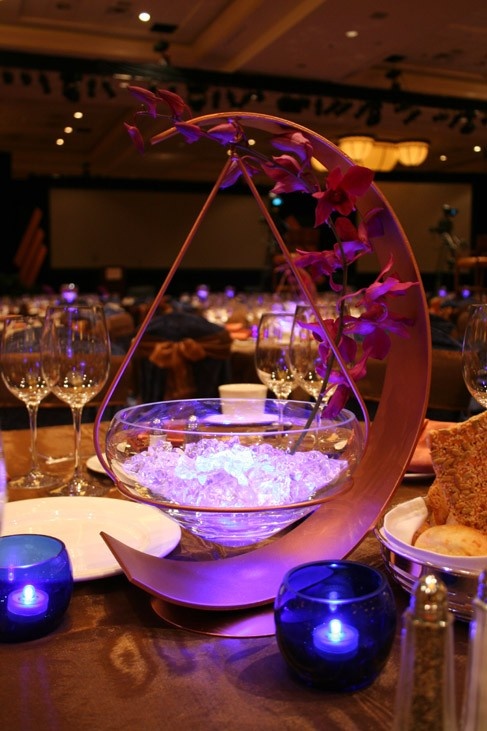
[313,618,359,659]
[7,584,49,618]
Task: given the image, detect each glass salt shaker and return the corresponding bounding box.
[461,570,487,731]
[393,573,458,731]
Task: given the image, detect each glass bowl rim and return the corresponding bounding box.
[0,533,68,569]
[278,559,389,604]
[108,398,360,437]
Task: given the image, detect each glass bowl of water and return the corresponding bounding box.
[105,398,364,547]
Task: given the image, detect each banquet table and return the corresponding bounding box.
[0,423,470,731]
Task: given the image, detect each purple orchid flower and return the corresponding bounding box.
[313,165,375,227]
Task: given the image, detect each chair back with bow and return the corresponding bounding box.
[134,312,232,402]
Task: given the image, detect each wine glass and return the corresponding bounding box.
[41,304,110,496]
[462,303,487,409]
[255,313,295,421]
[289,305,337,415]
[0,315,61,489]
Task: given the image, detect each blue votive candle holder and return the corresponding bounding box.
[0,534,73,642]
[274,560,397,692]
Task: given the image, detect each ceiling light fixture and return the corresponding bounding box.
[338,136,375,164]
[366,102,382,126]
[334,100,353,116]
[403,108,421,124]
[448,112,464,129]
[184,85,206,111]
[276,95,310,113]
[87,78,96,98]
[38,72,51,94]
[101,79,116,98]
[460,114,476,134]
[362,141,399,171]
[322,99,342,115]
[397,140,429,166]
[339,137,428,170]
[354,101,369,119]
[385,68,402,92]
[61,72,81,102]
[138,12,151,22]
[211,90,221,109]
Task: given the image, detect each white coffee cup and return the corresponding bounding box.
[218,383,267,417]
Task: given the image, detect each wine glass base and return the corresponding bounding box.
[50,475,109,497]
[8,471,63,490]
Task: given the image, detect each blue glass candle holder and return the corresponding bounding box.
[274,560,397,692]
[0,534,73,642]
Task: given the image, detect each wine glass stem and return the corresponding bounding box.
[70,406,84,481]
[26,403,40,473]
[276,398,285,426]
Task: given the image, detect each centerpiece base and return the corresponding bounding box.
[151,598,275,638]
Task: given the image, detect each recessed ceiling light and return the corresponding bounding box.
[345,30,359,38]
[139,11,151,23]
[440,154,447,162]
[73,111,83,119]
[64,126,73,134]
[473,145,481,152]
[56,138,64,146]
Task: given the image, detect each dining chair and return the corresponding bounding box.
[357,348,471,420]
[132,311,232,402]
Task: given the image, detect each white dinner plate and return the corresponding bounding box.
[86,453,109,475]
[2,497,181,582]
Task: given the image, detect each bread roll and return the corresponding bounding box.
[414,524,487,556]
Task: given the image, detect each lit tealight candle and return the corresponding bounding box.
[313,618,359,659]
[7,584,49,619]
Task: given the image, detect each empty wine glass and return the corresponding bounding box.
[462,303,487,409]
[41,304,110,496]
[255,313,295,422]
[0,315,60,489]
[289,305,337,415]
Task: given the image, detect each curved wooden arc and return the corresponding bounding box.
[96,112,431,611]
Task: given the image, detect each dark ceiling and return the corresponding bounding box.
[0,0,485,181]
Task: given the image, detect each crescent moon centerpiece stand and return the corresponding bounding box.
[94,108,431,637]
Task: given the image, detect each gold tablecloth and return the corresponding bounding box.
[0,424,469,731]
